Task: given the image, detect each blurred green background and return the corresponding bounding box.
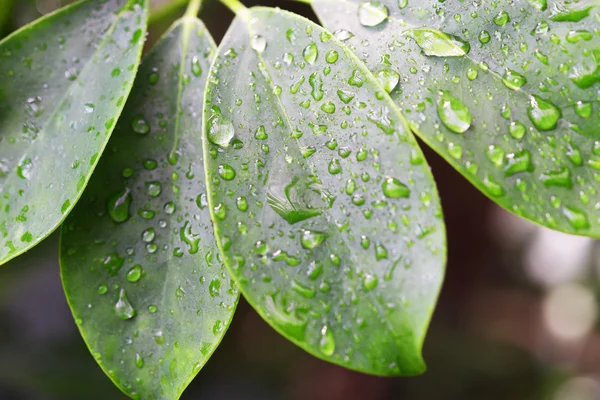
[1,1,599,399]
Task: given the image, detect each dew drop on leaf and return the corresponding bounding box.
[358,1,389,27]
[107,188,132,223]
[251,34,267,53]
[382,177,410,198]
[319,326,336,356]
[409,28,470,57]
[437,91,472,133]
[303,42,318,64]
[115,288,136,320]
[207,106,234,148]
[527,95,561,131]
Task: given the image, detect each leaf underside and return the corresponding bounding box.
[203,6,446,376]
[0,0,148,265]
[311,0,600,236]
[60,17,238,400]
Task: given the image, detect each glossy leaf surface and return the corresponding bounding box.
[203,6,446,375]
[61,16,238,400]
[310,0,600,236]
[0,0,148,264]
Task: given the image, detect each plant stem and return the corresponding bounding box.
[220,0,247,14]
[185,0,203,18]
[148,0,188,26]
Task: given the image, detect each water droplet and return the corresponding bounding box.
[550,2,594,22]
[207,106,234,148]
[527,0,547,11]
[107,188,132,223]
[180,221,200,254]
[334,29,354,41]
[145,181,161,197]
[319,325,335,356]
[528,95,561,131]
[301,229,328,249]
[493,11,510,26]
[509,121,526,139]
[309,72,324,101]
[575,101,592,118]
[540,168,572,188]
[209,279,221,298]
[126,264,142,283]
[502,69,527,90]
[115,289,136,320]
[292,280,316,298]
[504,149,534,176]
[218,164,236,181]
[135,353,144,369]
[325,50,339,64]
[382,177,410,198]
[358,2,389,27]
[375,69,400,93]
[409,28,470,57]
[131,116,150,135]
[267,177,324,224]
[562,206,590,230]
[437,91,472,133]
[251,34,267,52]
[363,273,379,291]
[303,43,318,64]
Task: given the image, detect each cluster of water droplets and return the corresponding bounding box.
[311,0,600,233]
[60,20,238,398]
[203,7,444,373]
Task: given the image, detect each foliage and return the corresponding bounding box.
[0,0,597,398]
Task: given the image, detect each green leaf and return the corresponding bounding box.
[60,16,238,400]
[0,0,148,265]
[309,0,600,236]
[203,5,446,375]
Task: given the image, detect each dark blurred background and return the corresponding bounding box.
[1,1,600,399]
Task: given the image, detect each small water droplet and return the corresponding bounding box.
[115,289,136,320]
[319,325,335,356]
[251,34,267,53]
[303,43,318,65]
[107,188,132,223]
